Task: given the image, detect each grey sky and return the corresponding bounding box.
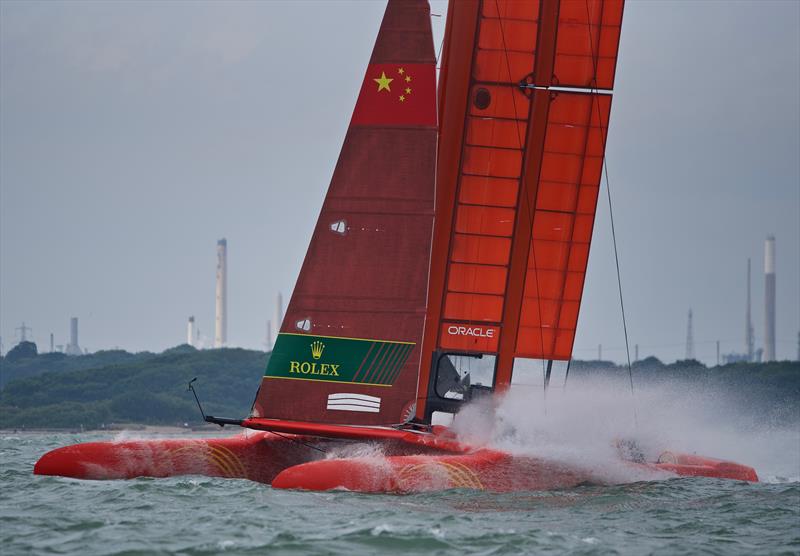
[1,0,798,364]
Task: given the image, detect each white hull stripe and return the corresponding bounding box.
[327,393,381,413]
[326,403,380,413]
[327,393,381,403]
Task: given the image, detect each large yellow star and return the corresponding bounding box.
[373,72,393,92]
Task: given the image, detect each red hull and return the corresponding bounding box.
[34,424,757,491]
[271,449,758,493]
[33,432,313,484]
[648,452,758,483]
[272,450,592,492]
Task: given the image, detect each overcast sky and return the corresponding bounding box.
[1,0,798,364]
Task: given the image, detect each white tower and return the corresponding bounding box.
[215,239,228,348]
[187,316,196,347]
[746,259,754,362]
[764,235,776,361]
[66,317,82,355]
[274,292,284,336]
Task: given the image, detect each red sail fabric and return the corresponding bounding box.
[253,0,437,425]
[515,91,611,359]
[417,0,623,415]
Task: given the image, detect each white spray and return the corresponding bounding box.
[452,376,799,484]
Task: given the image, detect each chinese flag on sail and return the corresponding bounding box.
[351,63,436,127]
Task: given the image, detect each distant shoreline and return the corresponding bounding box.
[2,347,797,430]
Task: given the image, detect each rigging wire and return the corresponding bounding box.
[582,0,637,423]
[603,151,637,420]
[435,22,445,66]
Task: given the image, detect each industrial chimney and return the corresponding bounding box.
[215,239,228,348]
[187,316,196,347]
[275,292,284,336]
[764,235,776,361]
[66,317,82,356]
[746,259,754,362]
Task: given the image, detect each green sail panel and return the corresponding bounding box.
[265,334,415,387]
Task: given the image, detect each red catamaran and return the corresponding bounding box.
[35,0,757,492]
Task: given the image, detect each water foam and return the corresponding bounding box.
[452,375,799,484]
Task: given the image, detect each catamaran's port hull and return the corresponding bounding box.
[33,430,757,490]
[33,432,308,484]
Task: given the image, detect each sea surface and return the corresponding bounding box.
[1,432,798,556]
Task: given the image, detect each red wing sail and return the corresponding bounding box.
[514,92,612,360]
[253,0,437,425]
[417,0,623,417]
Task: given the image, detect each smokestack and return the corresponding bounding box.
[266,320,272,350]
[764,235,776,361]
[685,308,694,360]
[66,317,82,355]
[187,316,196,347]
[275,292,284,335]
[746,259,754,362]
[50,333,54,353]
[215,239,227,348]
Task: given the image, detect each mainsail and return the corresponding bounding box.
[252,0,437,425]
[417,0,624,419]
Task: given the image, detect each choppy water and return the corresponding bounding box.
[2,432,798,555]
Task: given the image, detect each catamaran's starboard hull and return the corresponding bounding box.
[270,451,758,493]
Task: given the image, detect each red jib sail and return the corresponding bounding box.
[252,0,437,425]
[417,0,624,419]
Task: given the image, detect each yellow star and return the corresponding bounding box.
[399,95,405,102]
[373,72,393,92]
[405,87,412,94]
[398,67,405,75]
[405,75,411,83]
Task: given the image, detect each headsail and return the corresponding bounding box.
[252,0,437,425]
[417,0,623,420]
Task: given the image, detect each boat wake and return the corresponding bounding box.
[450,377,799,485]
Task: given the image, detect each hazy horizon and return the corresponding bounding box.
[2,0,798,364]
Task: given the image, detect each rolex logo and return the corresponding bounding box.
[310,340,325,360]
